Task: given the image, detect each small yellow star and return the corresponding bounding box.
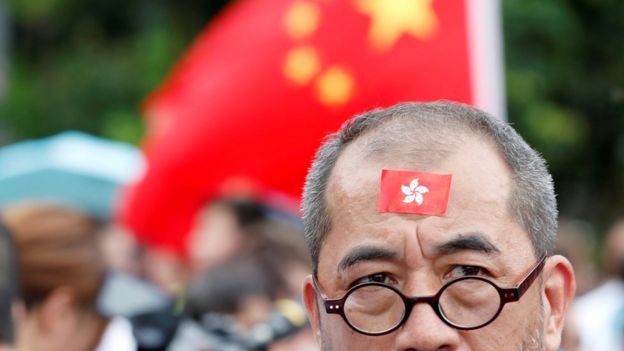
[284,1,321,40]
[284,45,321,85]
[354,0,438,51]
[316,65,354,107]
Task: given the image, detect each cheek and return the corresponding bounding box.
[460,328,508,349]
[462,292,543,348]
[320,315,397,350]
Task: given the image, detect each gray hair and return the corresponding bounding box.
[302,101,557,274]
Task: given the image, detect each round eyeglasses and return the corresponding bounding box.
[314,256,546,336]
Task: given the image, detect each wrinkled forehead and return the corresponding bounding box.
[324,133,514,237]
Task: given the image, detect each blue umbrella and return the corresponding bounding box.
[0,131,145,220]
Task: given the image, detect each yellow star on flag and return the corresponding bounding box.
[284,45,321,85]
[316,65,354,107]
[284,1,321,40]
[354,0,438,51]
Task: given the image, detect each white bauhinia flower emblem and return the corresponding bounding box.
[401,178,429,205]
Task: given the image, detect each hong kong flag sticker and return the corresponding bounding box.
[378,169,452,216]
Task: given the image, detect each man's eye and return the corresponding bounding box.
[446,265,486,279]
[352,273,396,287]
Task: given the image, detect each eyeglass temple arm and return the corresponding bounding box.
[312,276,345,314]
[500,255,547,303]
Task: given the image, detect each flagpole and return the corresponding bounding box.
[466,0,506,120]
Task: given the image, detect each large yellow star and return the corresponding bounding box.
[354,0,438,51]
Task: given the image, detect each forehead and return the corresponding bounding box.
[328,134,512,217]
[319,134,532,276]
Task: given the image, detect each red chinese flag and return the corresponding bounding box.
[119,0,504,255]
[378,169,452,216]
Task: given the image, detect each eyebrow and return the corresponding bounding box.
[434,233,501,256]
[337,245,398,274]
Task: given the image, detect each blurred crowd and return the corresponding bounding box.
[557,218,624,351]
[0,195,317,351]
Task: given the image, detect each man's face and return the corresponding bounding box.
[304,136,570,351]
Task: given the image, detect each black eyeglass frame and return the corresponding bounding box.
[314,256,547,336]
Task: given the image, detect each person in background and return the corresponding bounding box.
[573,218,624,351]
[137,197,267,297]
[0,220,20,351]
[170,198,316,350]
[187,198,266,278]
[185,202,311,321]
[2,203,136,351]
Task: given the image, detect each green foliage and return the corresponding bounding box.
[0,0,229,144]
[504,0,624,224]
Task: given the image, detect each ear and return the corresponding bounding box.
[36,287,76,336]
[302,275,322,342]
[541,255,576,351]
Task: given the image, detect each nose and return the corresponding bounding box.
[394,300,461,350]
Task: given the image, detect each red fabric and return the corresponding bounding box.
[378,169,452,216]
[120,0,472,255]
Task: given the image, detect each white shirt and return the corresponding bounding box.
[95,316,137,351]
[573,279,624,351]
